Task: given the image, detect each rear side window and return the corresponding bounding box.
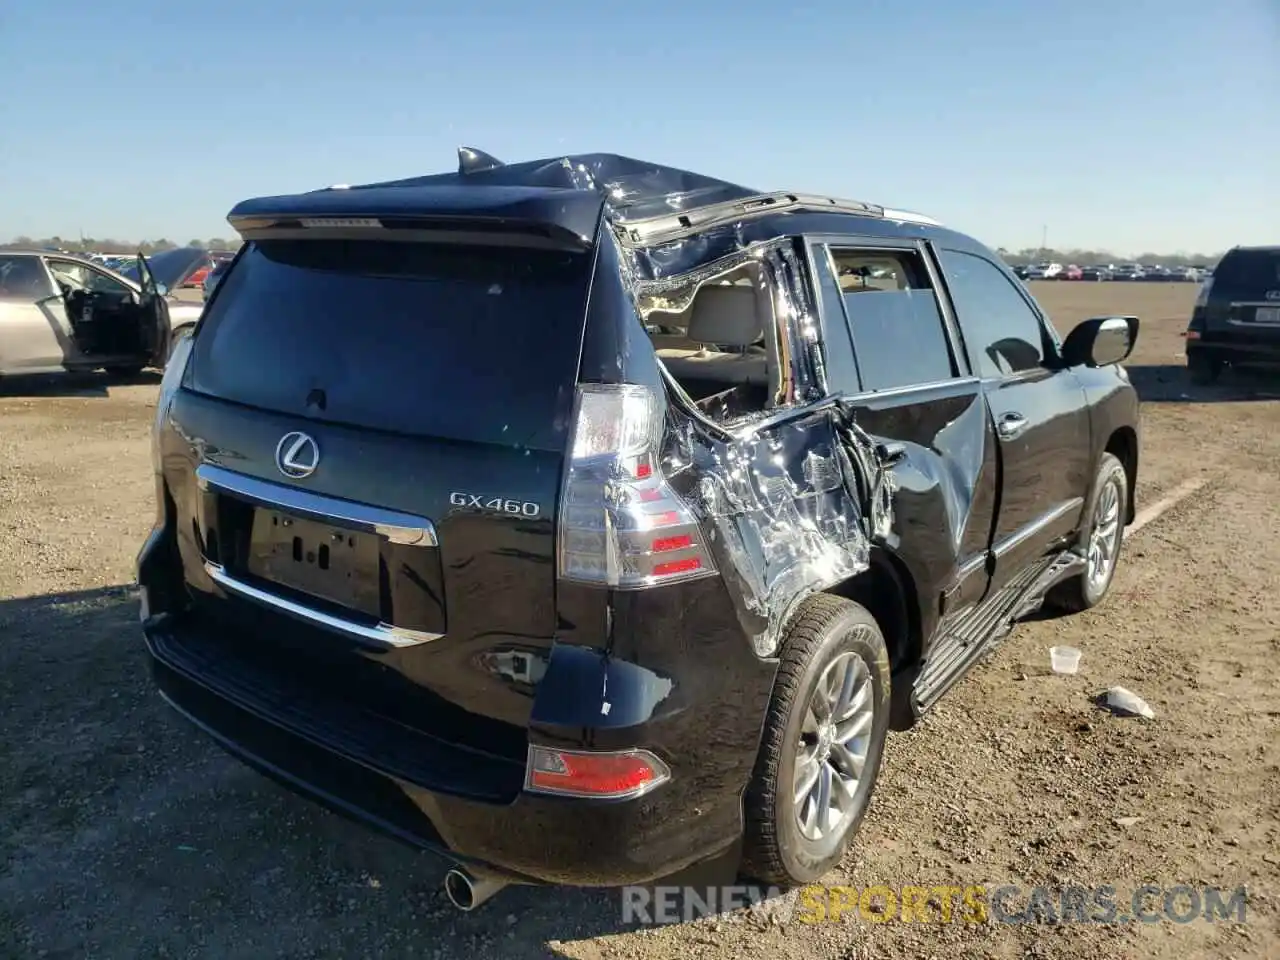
[187,240,593,450]
[0,256,54,299]
[1212,248,1280,295]
[828,248,956,391]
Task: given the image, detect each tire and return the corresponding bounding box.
[1046,452,1128,614]
[741,594,891,887]
[1187,352,1222,386]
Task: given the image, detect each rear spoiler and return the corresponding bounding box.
[227,186,604,251]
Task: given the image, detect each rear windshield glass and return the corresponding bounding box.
[1213,249,1280,293]
[186,239,592,450]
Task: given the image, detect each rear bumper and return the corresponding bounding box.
[141,612,748,888]
[1188,335,1280,366]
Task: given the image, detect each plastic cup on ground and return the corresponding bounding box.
[1049,645,1082,675]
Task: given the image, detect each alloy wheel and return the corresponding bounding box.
[1086,476,1123,591]
[793,650,875,842]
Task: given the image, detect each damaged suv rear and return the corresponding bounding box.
[138,149,1140,903]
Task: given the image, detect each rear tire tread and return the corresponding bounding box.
[741,594,887,887]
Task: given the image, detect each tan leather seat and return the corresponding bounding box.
[655,285,769,386]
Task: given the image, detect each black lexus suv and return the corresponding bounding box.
[138,149,1141,908]
[1185,245,1280,383]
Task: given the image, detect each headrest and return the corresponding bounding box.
[686,284,763,347]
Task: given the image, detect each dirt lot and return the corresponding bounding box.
[2,282,1278,959]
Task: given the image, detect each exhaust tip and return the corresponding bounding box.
[443,867,507,912]
[444,869,477,911]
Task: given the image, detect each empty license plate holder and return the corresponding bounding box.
[246,509,381,617]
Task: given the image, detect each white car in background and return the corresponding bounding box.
[1024,262,1063,280]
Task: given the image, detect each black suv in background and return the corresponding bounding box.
[1185,245,1280,383]
[138,150,1140,909]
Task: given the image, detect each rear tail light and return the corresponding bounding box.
[1194,277,1213,309]
[152,333,195,474]
[524,746,670,799]
[557,383,715,588]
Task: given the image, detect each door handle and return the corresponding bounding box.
[996,412,1029,440]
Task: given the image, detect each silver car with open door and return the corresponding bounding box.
[0,249,201,378]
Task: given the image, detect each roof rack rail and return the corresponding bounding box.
[614,191,885,245]
[881,207,943,227]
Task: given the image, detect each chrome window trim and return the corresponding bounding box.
[202,561,443,647]
[195,463,437,546]
[836,375,982,404]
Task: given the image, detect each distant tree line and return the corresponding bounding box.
[1,236,242,254]
[995,247,1220,268]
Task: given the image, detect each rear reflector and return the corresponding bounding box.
[524,746,671,799]
[651,534,693,552]
[652,557,702,577]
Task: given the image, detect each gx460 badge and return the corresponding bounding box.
[450,492,541,518]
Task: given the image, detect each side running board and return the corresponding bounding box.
[911,551,1086,715]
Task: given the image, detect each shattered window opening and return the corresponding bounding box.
[637,251,784,424]
[629,237,831,428]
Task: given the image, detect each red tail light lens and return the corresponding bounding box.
[524,746,671,799]
[557,383,716,588]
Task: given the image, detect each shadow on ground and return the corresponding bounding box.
[0,586,683,958]
[0,370,161,399]
[1126,364,1280,404]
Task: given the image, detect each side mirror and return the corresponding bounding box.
[155,282,169,297]
[1061,315,1138,368]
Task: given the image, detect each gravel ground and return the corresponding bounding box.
[1,283,1278,959]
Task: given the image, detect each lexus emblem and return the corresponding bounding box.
[275,431,319,479]
[1266,290,1280,301]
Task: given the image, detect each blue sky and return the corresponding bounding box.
[1,0,1275,255]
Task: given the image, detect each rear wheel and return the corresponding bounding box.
[1047,452,1128,614]
[1187,352,1223,385]
[741,594,890,886]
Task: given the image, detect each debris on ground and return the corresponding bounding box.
[1096,686,1156,719]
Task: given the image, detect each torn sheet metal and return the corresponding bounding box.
[628,235,828,411]
[662,402,894,657]
[485,152,899,657]
[605,208,896,658]
[356,150,762,225]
